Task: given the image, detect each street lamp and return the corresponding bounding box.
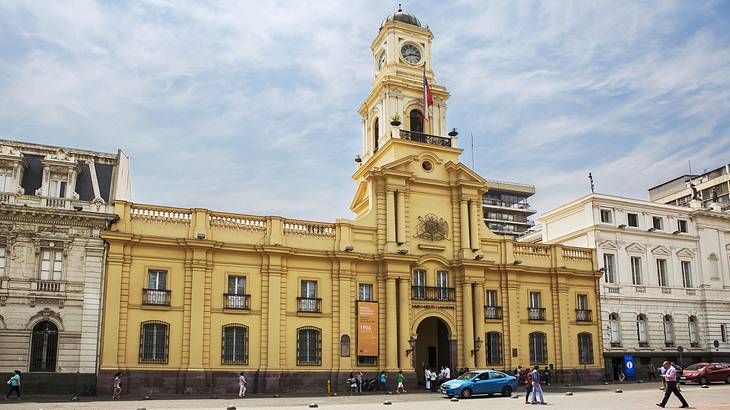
[406,336,417,356]
[471,336,483,357]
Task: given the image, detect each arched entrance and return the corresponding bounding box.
[415,316,453,387]
[29,321,58,372]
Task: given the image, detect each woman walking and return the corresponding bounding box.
[238,372,247,398]
[5,370,21,400]
[112,372,122,399]
[396,370,406,393]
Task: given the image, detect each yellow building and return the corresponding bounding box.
[99,8,603,394]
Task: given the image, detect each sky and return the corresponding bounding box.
[1,0,729,222]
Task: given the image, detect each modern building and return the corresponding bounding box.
[482,180,536,238]
[0,140,130,393]
[98,8,604,395]
[538,193,730,380]
[649,163,730,209]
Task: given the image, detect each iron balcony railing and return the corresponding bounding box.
[411,286,456,301]
[576,309,593,322]
[297,297,322,313]
[399,130,452,147]
[35,280,63,292]
[224,293,251,310]
[485,305,503,320]
[528,307,546,320]
[142,288,171,306]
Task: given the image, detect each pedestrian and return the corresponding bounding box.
[657,361,689,408]
[112,372,122,399]
[542,366,551,386]
[379,371,387,391]
[515,365,524,386]
[5,370,21,400]
[530,365,546,405]
[618,365,626,384]
[238,372,247,398]
[443,365,451,381]
[396,370,406,393]
[356,370,364,394]
[524,369,533,404]
[429,369,437,392]
[647,363,657,381]
[348,372,357,395]
[424,368,431,391]
[659,364,667,390]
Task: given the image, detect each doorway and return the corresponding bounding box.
[415,317,452,386]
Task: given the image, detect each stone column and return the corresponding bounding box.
[460,200,470,250]
[462,282,475,368]
[386,278,398,369]
[386,190,396,244]
[396,191,406,245]
[398,278,411,369]
[469,200,480,250]
[473,283,486,367]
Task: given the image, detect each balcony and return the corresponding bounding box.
[224,293,251,310]
[576,309,593,322]
[297,297,321,313]
[528,307,546,320]
[143,288,171,306]
[34,280,63,292]
[411,286,456,301]
[484,305,503,320]
[639,341,649,348]
[482,198,536,214]
[399,130,451,147]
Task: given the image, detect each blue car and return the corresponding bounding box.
[440,370,518,399]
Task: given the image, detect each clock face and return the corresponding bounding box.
[378,52,386,70]
[400,44,421,64]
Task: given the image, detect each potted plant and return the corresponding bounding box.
[390,115,401,126]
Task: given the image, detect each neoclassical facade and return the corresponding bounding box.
[99,9,603,395]
[539,193,730,380]
[0,140,130,393]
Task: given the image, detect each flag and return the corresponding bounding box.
[423,64,433,122]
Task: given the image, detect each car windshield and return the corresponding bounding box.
[456,371,480,380]
[684,363,707,371]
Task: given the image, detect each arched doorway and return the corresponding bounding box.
[29,321,58,372]
[415,316,453,387]
[409,109,424,133]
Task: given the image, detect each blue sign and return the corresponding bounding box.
[624,354,635,378]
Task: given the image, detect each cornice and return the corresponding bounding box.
[0,204,117,228]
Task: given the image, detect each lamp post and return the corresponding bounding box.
[406,336,417,357]
[471,336,483,357]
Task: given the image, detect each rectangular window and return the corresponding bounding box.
[576,294,588,310]
[222,326,248,364]
[681,261,692,288]
[301,280,317,298]
[631,256,642,285]
[529,291,541,308]
[0,247,5,275]
[227,275,246,295]
[656,259,668,287]
[0,174,14,193]
[578,333,594,364]
[486,332,503,365]
[677,220,688,233]
[637,319,648,345]
[652,216,663,230]
[298,280,319,312]
[486,290,498,307]
[722,324,727,343]
[436,271,449,300]
[147,270,167,290]
[40,249,63,281]
[358,283,373,301]
[412,269,426,299]
[600,209,613,223]
[603,253,616,283]
[297,328,321,365]
[48,179,67,198]
[140,322,168,363]
[627,213,639,227]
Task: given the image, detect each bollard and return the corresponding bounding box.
[383,400,392,405]
[143,395,151,400]
[615,389,623,393]
[309,403,319,408]
[450,397,459,402]
[701,384,709,389]
[327,379,331,396]
[566,392,573,396]
[227,406,237,410]
[274,394,280,398]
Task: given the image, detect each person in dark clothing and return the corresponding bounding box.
[657,361,689,408]
[5,370,21,400]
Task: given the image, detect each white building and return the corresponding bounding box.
[0,140,130,394]
[538,193,730,380]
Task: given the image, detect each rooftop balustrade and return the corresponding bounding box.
[399,129,451,147]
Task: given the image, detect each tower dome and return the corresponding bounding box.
[381,5,421,28]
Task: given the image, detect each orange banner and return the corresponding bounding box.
[357,301,379,356]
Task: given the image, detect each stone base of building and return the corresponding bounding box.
[0,372,97,396]
[603,351,730,382]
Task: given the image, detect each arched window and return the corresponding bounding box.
[609,313,621,347]
[373,117,380,153]
[29,321,58,372]
[529,332,547,364]
[409,109,424,133]
[636,314,649,346]
[297,327,322,365]
[139,321,169,363]
[340,334,350,357]
[486,331,502,365]
[688,316,699,347]
[222,324,248,364]
[663,315,675,347]
[578,332,594,364]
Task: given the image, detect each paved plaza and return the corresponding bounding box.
[2,383,729,410]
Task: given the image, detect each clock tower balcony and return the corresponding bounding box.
[399,129,452,147]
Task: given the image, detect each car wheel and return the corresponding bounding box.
[725,375,730,384]
[700,376,709,385]
[502,386,513,397]
[460,388,472,399]
[487,393,494,397]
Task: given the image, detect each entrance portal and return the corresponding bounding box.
[415,317,452,387]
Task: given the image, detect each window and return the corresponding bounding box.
[436,271,449,300]
[225,275,249,309]
[578,333,594,364]
[677,220,688,233]
[29,321,58,372]
[603,254,616,283]
[529,332,547,364]
[721,324,727,343]
[144,269,169,305]
[656,259,668,287]
[663,315,675,346]
[609,313,621,346]
[48,178,67,198]
[139,321,169,363]
[358,283,373,301]
[529,291,541,308]
[600,209,612,223]
[0,173,14,193]
[409,109,424,133]
[148,269,167,290]
[652,216,663,230]
[299,280,319,312]
[0,247,5,275]
[412,269,426,299]
[340,334,350,357]
[373,117,380,153]
[576,294,588,310]
[358,356,377,365]
[637,314,649,346]
[228,276,246,295]
[40,249,63,281]
[630,256,642,285]
[297,327,321,365]
[486,290,498,307]
[681,261,692,288]
[486,332,502,365]
[688,317,699,347]
[222,325,248,364]
[627,213,639,227]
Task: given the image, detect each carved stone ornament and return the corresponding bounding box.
[415,213,449,241]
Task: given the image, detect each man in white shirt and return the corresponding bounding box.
[657,361,688,408]
[443,366,451,380]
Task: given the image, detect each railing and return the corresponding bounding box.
[528,307,546,320]
[611,342,621,348]
[224,293,251,310]
[399,129,452,147]
[43,196,69,208]
[661,288,672,294]
[35,280,63,292]
[482,198,533,211]
[606,286,620,294]
[484,305,503,320]
[131,205,192,224]
[513,243,551,258]
[562,247,593,261]
[411,286,456,301]
[210,213,266,231]
[0,192,15,204]
[297,297,322,313]
[284,220,335,237]
[634,286,646,293]
[690,342,699,348]
[639,342,649,347]
[576,309,592,322]
[686,289,696,295]
[143,288,171,306]
[665,342,675,347]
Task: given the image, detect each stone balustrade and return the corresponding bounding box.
[283,219,335,237]
[209,212,266,231]
[562,246,593,261]
[513,243,551,258]
[130,204,192,224]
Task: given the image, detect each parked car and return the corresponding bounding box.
[679,362,730,385]
[440,370,517,398]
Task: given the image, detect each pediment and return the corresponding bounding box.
[349,181,370,213]
[597,240,618,250]
[651,245,671,256]
[676,248,696,258]
[444,161,488,185]
[625,243,646,253]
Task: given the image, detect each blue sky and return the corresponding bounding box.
[1,1,729,221]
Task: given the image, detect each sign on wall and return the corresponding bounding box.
[357,301,379,356]
[623,354,635,378]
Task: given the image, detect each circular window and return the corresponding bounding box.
[422,161,433,171]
